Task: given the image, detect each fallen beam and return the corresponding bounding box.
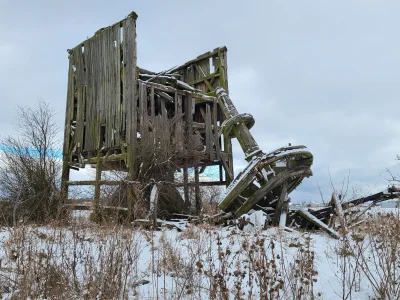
[297,208,340,239]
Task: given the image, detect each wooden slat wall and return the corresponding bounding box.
[64,15,137,161]
[63,19,231,182]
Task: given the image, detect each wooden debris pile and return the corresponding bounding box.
[289,186,400,238]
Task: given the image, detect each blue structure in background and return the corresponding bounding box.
[1,144,221,181]
[0,144,62,159]
[184,165,221,181]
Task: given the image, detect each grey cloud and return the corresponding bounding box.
[1,0,399,203]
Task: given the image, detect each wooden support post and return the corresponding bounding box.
[127,147,135,222]
[331,192,346,232]
[297,209,340,239]
[195,166,201,214]
[183,167,190,210]
[273,181,288,226]
[223,136,233,185]
[93,153,102,216]
[61,162,70,202]
[279,200,289,228]
[150,183,159,228]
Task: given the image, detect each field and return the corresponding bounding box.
[0,208,399,299]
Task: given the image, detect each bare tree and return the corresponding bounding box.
[0,101,62,224]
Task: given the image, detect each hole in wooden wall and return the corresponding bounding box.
[100,125,106,147]
[209,57,215,73]
[120,25,124,42]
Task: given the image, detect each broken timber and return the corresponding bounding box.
[215,88,313,226]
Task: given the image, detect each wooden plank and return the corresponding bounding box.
[139,80,216,103]
[213,99,220,160]
[66,180,127,186]
[93,153,102,212]
[186,94,193,147]
[75,47,85,152]
[297,209,340,239]
[189,72,220,86]
[150,184,159,227]
[174,180,226,187]
[85,36,95,151]
[183,167,190,209]
[61,55,76,197]
[162,106,170,152]
[83,39,91,151]
[195,167,201,214]
[205,104,214,160]
[272,181,288,226]
[123,16,137,146]
[219,50,229,91]
[123,16,138,221]
[331,192,346,231]
[155,91,174,103]
[91,34,101,150]
[139,82,147,140]
[115,24,121,147]
[63,56,75,156]
[84,153,125,164]
[150,86,155,119]
[175,92,183,153]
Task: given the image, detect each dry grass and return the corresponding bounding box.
[1,210,400,299]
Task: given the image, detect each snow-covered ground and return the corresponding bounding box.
[0,208,398,299]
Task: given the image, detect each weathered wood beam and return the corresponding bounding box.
[331,192,346,231]
[193,64,215,92]
[189,72,220,86]
[155,91,174,103]
[66,180,127,186]
[195,167,201,214]
[297,208,340,239]
[272,181,288,226]
[173,46,227,71]
[93,153,102,213]
[84,153,126,164]
[150,183,159,227]
[139,80,217,103]
[183,167,190,209]
[175,181,227,187]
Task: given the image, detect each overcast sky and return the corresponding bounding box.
[1,0,400,203]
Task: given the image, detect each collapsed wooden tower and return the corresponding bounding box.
[61,12,233,217]
[61,11,400,233]
[62,12,317,225]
